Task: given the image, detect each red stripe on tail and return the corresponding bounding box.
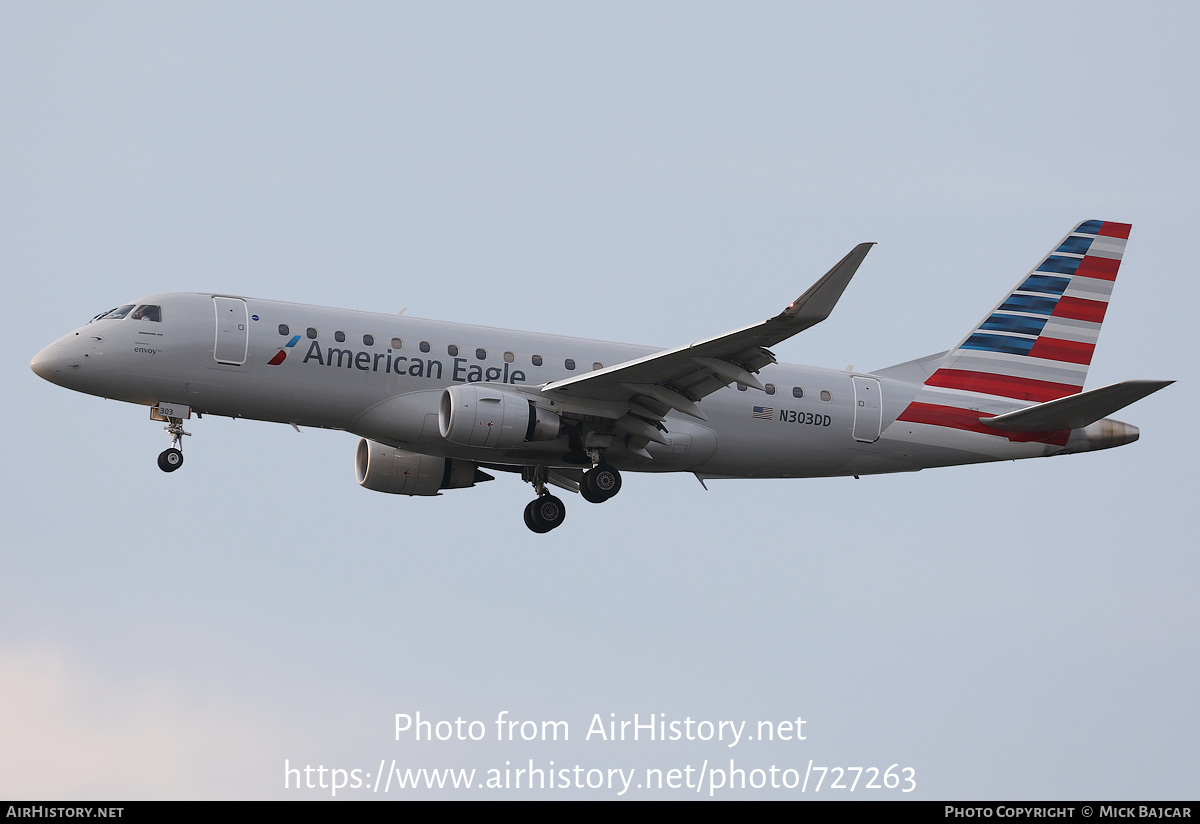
[925,369,1081,402]
[1075,256,1121,281]
[897,402,1070,446]
[1051,296,1108,324]
[1027,337,1096,365]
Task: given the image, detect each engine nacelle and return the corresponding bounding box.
[438,385,560,448]
[355,439,493,496]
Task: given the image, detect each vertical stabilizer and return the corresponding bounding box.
[893,221,1133,449]
[924,220,1130,402]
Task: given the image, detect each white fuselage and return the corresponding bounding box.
[31,292,1106,482]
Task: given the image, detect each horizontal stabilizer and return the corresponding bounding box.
[980,380,1173,432]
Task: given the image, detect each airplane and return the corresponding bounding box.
[30,220,1171,533]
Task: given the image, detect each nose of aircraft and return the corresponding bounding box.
[30,342,64,382]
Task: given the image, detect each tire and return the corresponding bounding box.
[580,471,606,503]
[585,463,621,501]
[528,495,565,532]
[158,448,184,472]
[523,499,554,533]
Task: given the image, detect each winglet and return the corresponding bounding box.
[538,242,875,408]
[777,242,874,328]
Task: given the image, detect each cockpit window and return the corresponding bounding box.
[93,304,135,322]
[131,305,161,322]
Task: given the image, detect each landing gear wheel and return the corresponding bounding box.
[580,476,606,504]
[158,448,184,472]
[523,495,566,533]
[523,500,547,533]
[582,463,621,503]
[158,414,190,473]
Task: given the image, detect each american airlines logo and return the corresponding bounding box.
[267,335,302,365]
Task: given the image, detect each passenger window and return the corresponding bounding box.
[131,305,161,322]
[765,383,776,395]
[820,390,832,402]
[565,359,576,370]
[593,362,603,371]
[737,383,747,391]
[447,344,459,357]
[391,338,403,349]
[335,331,346,343]
[307,327,317,339]
[363,334,374,346]
[532,355,543,366]
[420,341,430,353]
[793,387,804,398]
[476,348,486,360]
[279,324,290,336]
[504,352,515,363]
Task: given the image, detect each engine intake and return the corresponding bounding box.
[355,439,493,496]
[438,385,560,448]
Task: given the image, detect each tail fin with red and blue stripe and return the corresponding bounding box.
[924,219,1130,402]
[892,221,1148,449]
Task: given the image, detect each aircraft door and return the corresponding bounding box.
[851,376,882,443]
[213,297,249,366]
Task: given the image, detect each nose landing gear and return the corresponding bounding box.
[157,448,184,472]
[157,415,190,473]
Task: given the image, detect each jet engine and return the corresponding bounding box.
[438,385,560,448]
[355,439,493,496]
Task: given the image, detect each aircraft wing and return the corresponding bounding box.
[539,243,873,423]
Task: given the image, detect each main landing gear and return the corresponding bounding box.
[522,466,566,534]
[521,455,624,533]
[157,416,190,473]
[580,461,622,504]
[524,495,566,533]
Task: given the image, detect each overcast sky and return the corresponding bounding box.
[3,2,1197,799]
